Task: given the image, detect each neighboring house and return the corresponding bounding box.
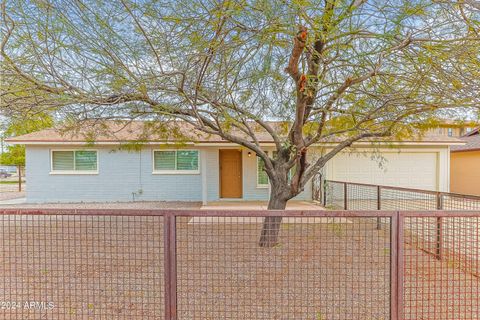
[450,128,480,196]
[5,121,463,204]
[426,120,477,137]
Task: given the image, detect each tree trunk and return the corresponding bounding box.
[259,191,289,247]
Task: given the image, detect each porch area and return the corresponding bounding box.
[201,200,322,210]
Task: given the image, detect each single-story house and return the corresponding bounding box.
[5,121,463,204]
[450,128,480,196]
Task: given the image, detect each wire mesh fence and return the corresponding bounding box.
[324,180,480,211]
[0,212,164,320]
[176,215,391,320]
[402,213,480,320]
[0,209,478,320]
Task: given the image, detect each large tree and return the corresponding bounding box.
[1,112,54,165]
[0,112,53,190]
[1,0,479,246]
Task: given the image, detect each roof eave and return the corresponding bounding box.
[451,147,480,153]
[6,140,464,147]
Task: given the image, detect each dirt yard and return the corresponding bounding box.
[0,191,25,201]
[0,201,201,209]
[0,214,478,319]
[0,181,25,201]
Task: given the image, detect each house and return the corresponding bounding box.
[426,120,477,137]
[450,128,480,196]
[5,121,463,204]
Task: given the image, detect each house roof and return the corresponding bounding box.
[432,119,478,127]
[5,120,465,146]
[451,128,480,152]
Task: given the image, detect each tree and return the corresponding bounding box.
[1,0,479,246]
[0,113,53,191]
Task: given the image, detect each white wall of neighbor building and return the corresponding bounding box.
[323,146,450,192]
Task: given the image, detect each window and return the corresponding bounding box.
[466,127,472,133]
[257,151,295,188]
[153,150,199,173]
[257,155,269,187]
[447,128,453,137]
[51,150,98,173]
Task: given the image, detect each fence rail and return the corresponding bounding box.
[0,208,478,319]
[322,179,480,211]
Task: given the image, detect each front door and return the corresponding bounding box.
[219,149,243,198]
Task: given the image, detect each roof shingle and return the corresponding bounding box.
[5,120,464,145]
[451,128,480,152]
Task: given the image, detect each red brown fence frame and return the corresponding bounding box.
[0,208,478,319]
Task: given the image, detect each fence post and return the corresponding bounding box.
[392,211,404,320]
[376,185,382,230]
[164,213,177,320]
[343,182,348,210]
[323,179,327,207]
[435,193,443,261]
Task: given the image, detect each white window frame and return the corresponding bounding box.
[256,151,271,188]
[152,149,200,175]
[257,150,294,189]
[50,149,99,175]
[447,128,453,137]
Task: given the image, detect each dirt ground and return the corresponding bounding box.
[0,201,201,209]
[0,215,478,319]
[0,191,25,201]
[0,180,25,201]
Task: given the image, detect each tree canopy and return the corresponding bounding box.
[1,1,479,212]
[0,112,53,166]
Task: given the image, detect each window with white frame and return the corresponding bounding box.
[51,150,98,173]
[257,151,294,188]
[153,150,199,173]
[447,128,453,137]
[257,153,270,187]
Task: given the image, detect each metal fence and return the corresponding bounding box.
[0,209,478,320]
[322,179,480,211]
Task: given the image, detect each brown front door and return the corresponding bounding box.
[219,149,243,198]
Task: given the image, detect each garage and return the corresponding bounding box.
[327,151,439,191]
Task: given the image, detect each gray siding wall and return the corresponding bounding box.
[25,145,312,203]
[26,146,202,203]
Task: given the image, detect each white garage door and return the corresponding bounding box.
[330,152,438,190]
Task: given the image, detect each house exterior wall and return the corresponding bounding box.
[240,148,312,201]
[450,150,480,196]
[24,144,446,203]
[25,146,203,203]
[24,145,312,203]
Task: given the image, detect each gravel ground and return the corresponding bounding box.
[328,198,480,211]
[0,191,25,201]
[0,201,201,209]
[0,181,25,202]
[0,215,477,319]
